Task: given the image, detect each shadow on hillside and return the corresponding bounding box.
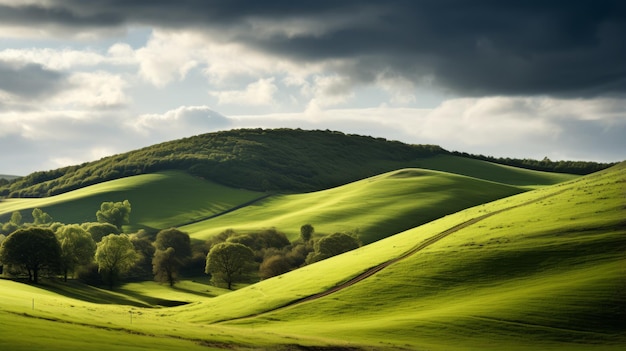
[172,285,218,298]
[115,287,189,307]
[32,279,152,307]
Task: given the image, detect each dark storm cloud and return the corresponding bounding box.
[0,61,68,98]
[3,0,625,97]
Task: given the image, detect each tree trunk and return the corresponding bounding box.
[33,268,39,284]
[64,269,68,282]
[108,268,114,290]
[167,268,174,287]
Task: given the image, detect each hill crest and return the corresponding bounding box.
[0,128,612,198]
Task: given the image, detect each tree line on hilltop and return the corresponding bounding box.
[0,129,613,200]
[0,200,361,290]
[0,128,445,198]
[450,152,614,175]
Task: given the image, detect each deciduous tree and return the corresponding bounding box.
[95,234,139,290]
[129,230,155,279]
[306,232,360,264]
[96,200,131,231]
[300,224,314,243]
[56,224,96,281]
[0,227,61,283]
[152,228,191,286]
[205,242,255,289]
[10,211,22,226]
[82,222,120,242]
[259,254,291,280]
[32,208,53,226]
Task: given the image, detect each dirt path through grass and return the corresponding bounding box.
[221,188,568,322]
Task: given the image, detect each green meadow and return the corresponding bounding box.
[209,163,624,350]
[415,154,579,188]
[0,155,568,242]
[183,167,526,243]
[0,160,623,350]
[0,171,263,231]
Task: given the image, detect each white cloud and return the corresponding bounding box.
[135,30,203,87]
[132,105,231,137]
[305,75,355,109]
[134,29,334,89]
[54,71,130,108]
[231,96,626,161]
[211,78,278,106]
[419,97,561,146]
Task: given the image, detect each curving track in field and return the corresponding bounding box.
[218,189,567,323]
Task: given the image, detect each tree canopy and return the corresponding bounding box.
[307,232,361,264]
[205,242,255,289]
[96,200,131,230]
[0,227,62,283]
[82,222,120,242]
[152,228,191,286]
[300,224,314,243]
[32,208,53,226]
[95,234,139,289]
[56,224,96,281]
[0,129,449,197]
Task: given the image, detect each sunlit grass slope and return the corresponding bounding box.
[177,161,625,350]
[0,279,262,351]
[416,154,578,188]
[0,163,622,350]
[0,171,263,231]
[183,168,525,243]
[0,278,359,350]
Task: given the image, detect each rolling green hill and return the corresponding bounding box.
[182,168,526,244]
[0,171,263,231]
[0,161,622,350]
[0,129,607,199]
[1,153,577,239]
[415,154,578,188]
[176,161,626,350]
[0,129,446,197]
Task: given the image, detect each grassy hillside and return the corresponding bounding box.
[183,168,525,244]
[1,156,573,238]
[1,128,608,198]
[0,129,445,197]
[0,171,263,231]
[0,162,622,350]
[177,161,625,349]
[416,154,578,188]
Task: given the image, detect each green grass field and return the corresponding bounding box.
[0,171,264,231]
[0,162,622,350]
[416,155,579,188]
[178,161,625,350]
[214,164,626,350]
[182,168,526,243]
[1,155,570,242]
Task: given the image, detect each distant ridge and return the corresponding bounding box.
[0,128,613,198]
[0,129,445,197]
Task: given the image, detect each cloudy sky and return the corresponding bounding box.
[1,0,625,175]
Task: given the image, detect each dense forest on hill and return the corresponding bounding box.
[0,129,444,197]
[0,128,614,198]
[451,151,615,175]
